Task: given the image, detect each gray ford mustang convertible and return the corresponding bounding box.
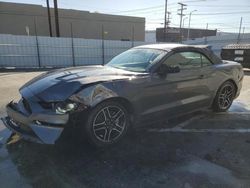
[2,44,244,147]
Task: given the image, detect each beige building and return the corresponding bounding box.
[0,2,145,41]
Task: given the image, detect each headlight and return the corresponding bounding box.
[55,102,77,114]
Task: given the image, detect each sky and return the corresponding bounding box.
[1,0,250,33]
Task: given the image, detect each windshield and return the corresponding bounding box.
[106,48,166,72]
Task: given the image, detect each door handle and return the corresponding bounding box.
[199,75,205,79]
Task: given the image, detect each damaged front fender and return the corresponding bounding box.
[70,83,120,107]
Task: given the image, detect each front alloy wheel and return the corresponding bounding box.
[85,101,129,147]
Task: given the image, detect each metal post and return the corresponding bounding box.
[70,23,75,67]
[102,25,105,65]
[237,17,243,44]
[187,12,191,41]
[54,0,60,37]
[46,0,52,37]
[182,17,187,41]
[164,12,171,42]
[242,27,245,40]
[204,23,208,44]
[34,17,41,67]
[187,10,197,41]
[164,0,168,42]
[182,17,187,28]
[132,25,135,47]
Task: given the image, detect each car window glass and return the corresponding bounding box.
[201,54,213,66]
[106,48,166,72]
[164,52,202,70]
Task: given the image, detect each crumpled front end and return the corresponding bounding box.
[1,66,135,144]
[1,94,69,144]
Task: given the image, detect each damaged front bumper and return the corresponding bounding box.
[1,102,69,144]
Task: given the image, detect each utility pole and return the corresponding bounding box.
[46,0,52,37]
[182,17,187,41]
[178,2,187,43]
[182,17,187,28]
[242,26,245,40]
[70,23,75,66]
[164,12,171,42]
[187,10,197,41]
[102,25,105,65]
[237,17,243,44]
[132,25,135,47]
[34,17,41,67]
[167,12,171,26]
[54,0,60,37]
[164,0,168,42]
[204,23,208,44]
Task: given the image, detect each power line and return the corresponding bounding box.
[112,6,164,13]
[194,11,250,15]
[186,4,250,8]
[117,10,178,17]
[191,22,241,28]
[113,8,250,16]
[113,9,171,15]
[147,22,163,24]
[109,3,178,14]
[182,0,211,3]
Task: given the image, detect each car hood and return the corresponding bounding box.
[20,65,140,102]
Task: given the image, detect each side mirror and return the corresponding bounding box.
[157,64,180,76]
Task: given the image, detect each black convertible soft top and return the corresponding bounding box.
[172,45,222,65]
[136,43,222,65]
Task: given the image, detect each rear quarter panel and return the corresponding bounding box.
[209,61,243,101]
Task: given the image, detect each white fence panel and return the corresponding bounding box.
[73,38,102,65]
[104,40,132,63]
[38,36,73,67]
[0,34,153,68]
[1,33,250,68]
[0,34,38,67]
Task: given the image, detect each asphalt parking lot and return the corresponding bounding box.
[1,70,250,188]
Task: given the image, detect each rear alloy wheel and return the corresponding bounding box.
[213,81,236,112]
[85,101,129,147]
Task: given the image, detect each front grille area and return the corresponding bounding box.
[8,118,36,136]
[22,97,32,114]
[10,118,32,132]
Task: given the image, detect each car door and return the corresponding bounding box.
[140,51,211,120]
[199,52,219,105]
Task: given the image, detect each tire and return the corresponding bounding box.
[84,100,130,147]
[213,81,236,112]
